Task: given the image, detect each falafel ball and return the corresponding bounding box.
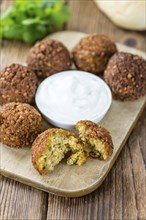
[72,34,117,74]
[75,120,114,160]
[32,128,87,175]
[26,39,72,79]
[104,52,146,100]
[0,64,38,105]
[0,102,42,148]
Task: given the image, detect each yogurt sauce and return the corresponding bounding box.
[36,71,112,124]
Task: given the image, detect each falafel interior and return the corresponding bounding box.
[32,129,87,175]
[75,121,113,160]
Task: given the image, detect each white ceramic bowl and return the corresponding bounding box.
[35,70,112,130]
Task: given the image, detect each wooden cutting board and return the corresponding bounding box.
[0,31,146,197]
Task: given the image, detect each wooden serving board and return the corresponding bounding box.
[0,31,146,197]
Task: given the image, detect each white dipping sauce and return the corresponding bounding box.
[35,70,112,127]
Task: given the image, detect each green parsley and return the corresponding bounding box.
[0,0,71,44]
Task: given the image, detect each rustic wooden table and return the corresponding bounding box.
[1,1,146,219]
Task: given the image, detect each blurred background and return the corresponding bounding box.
[1,0,146,52]
[67,0,146,51]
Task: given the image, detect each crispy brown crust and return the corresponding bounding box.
[0,102,42,148]
[72,34,117,74]
[0,64,38,105]
[32,129,50,174]
[76,120,114,158]
[104,52,146,100]
[27,39,72,79]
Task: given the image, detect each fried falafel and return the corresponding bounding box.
[0,64,38,105]
[72,34,117,74]
[26,39,72,79]
[0,102,42,148]
[104,52,146,100]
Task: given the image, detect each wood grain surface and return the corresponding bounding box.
[0,0,146,219]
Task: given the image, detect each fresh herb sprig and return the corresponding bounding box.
[0,0,71,44]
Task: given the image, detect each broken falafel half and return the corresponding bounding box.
[75,120,113,160]
[32,128,87,175]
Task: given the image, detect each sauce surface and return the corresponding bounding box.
[36,71,112,124]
